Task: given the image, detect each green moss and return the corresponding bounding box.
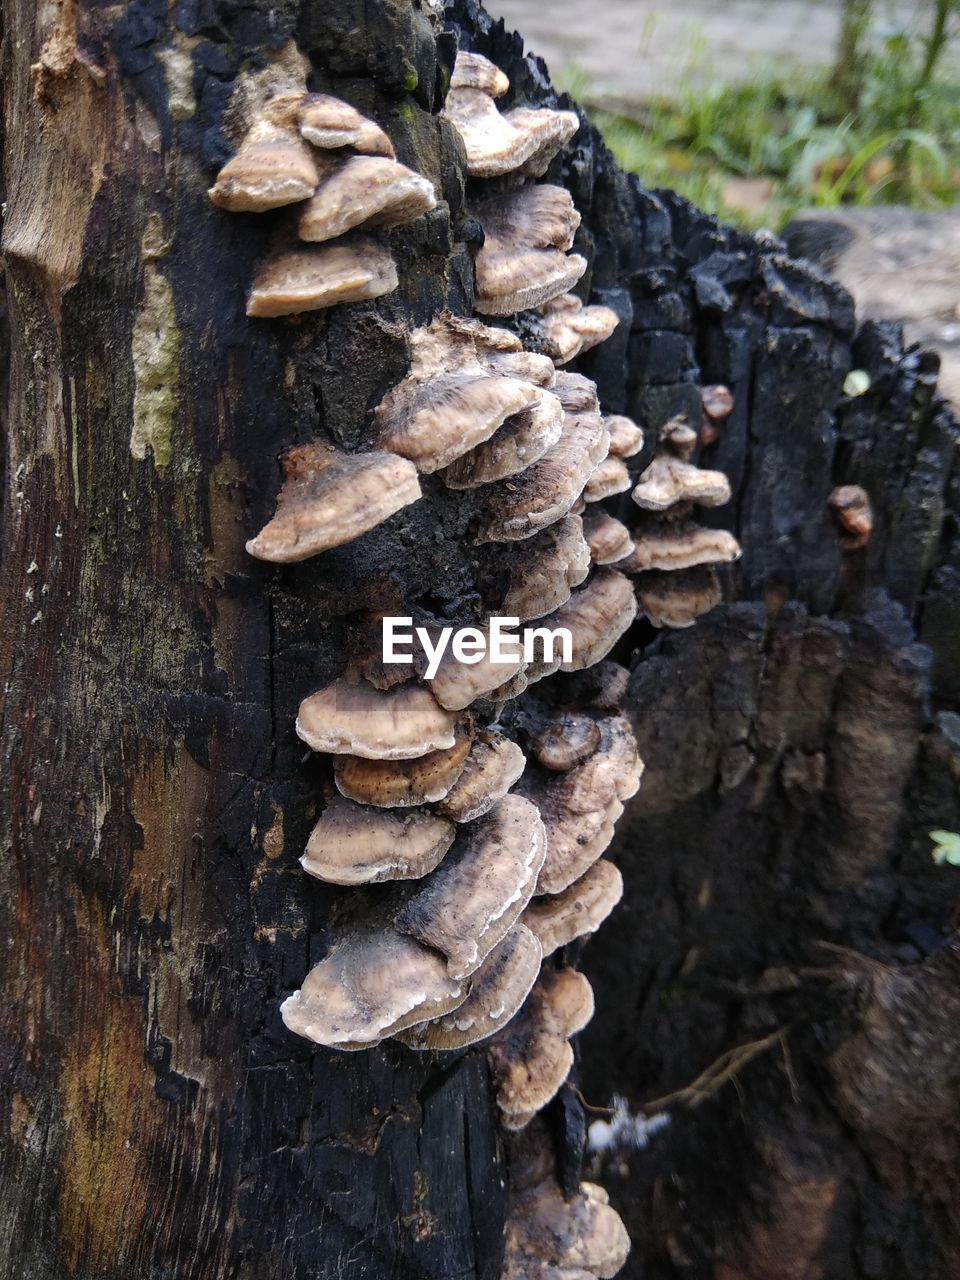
[402,63,419,92]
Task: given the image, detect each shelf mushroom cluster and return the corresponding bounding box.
[215,44,742,1280]
[208,84,437,316]
[614,389,741,627]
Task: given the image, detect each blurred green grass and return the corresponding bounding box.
[557,10,960,229]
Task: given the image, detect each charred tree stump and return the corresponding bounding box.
[1,2,958,1279]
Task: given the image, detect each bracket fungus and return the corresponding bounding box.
[246,240,399,316]
[523,859,624,958]
[441,390,565,489]
[536,293,621,365]
[297,93,394,156]
[529,712,601,773]
[301,796,456,885]
[374,315,544,472]
[502,1180,631,1280]
[297,154,436,242]
[829,483,873,550]
[631,452,732,512]
[494,515,592,622]
[245,442,421,562]
[296,678,457,759]
[604,413,644,459]
[435,731,527,823]
[583,511,635,566]
[333,722,474,807]
[473,186,587,316]
[443,51,578,180]
[583,456,632,503]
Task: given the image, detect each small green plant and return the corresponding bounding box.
[930,830,960,866]
[575,1,960,230]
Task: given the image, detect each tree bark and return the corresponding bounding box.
[2,1,959,1279]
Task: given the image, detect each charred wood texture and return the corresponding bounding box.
[0,1,957,1279]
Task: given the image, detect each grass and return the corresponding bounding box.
[558,16,960,230]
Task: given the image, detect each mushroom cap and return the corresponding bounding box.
[523,859,623,958]
[474,248,588,317]
[546,569,638,673]
[374,316,544,473]
[496,514,592,623]
[301,796,456,885]
[638,566,723,628]
[503,1180,630,1280]
[530,712,601,772]
[396,923,542,1050]
[534,795,622,895]
[334,722,474,807]
[489,967,594,1121]
[245,443,421,563]
[450,50,510,97]
[583,511,635,566]
[280,914,465,1049]
[247,240,398,317]
[553,716,642,811]
[441,390,564,489]
[297,154,436,242]
[444,87,578,180]
[435,731,527,823]
[395,794,547,979]
[624,524,741,573]
[473,412,609,543]
[297,93,395,156]
[476,185,582,252]
[480,346,558,388]
[631,454,732,511]
[552,371,600,414]
[701,383,734,421]
[426,625,527,710]
[296,678,457,759]
[538,294,619,364]
[208,119,320,211]
[583,456,632,503]
[604,413,644,458]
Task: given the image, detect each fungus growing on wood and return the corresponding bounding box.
[542,570,638,673]
[441,391,564,489]
[480,346,557,388]
[426,625,527,710]
[333,723,474,807]
[245,442,421,562]
[496,515,592,621]
[395,795,546,979]
[631,453,732,511]
[297,154,436,242]
[473,186,587,315]
[552,370,600,414]
[530,712,601,772]
[701,383,734,422]
[523,860,624,958]
[397,923,542,1051]
[435,731,526,823]
[583,511,635,566]
[246,240,399,316]
[443,52,578,179]
[604,413,644,459]
[583,456,632,503]
[502,1179,631,1279]
[301,796,455,885]
[829,483,873,550]
[297,93,394,156]
[489,967,595,1127]
[638,567,724,629]
[208,99,319,211]
[473,412,608,542]
[374,315,543,472]
[624,524,741,573]
[296,678,456,759]
[536,293,620,364]
[280,909,465,1050]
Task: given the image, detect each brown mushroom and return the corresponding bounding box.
[701,383,734,421]
[443,87,579,181]
[301,795,456,885]
[296,678,457,759]
[209,106,320,211]
[396,923,542,1051]
[473,186,587,316]
[523,860,623,958]
[297,93,394,157]
[435,731,527,823]
[395,794,547,979]
[496,515,592,621]
[536,293,620,364]
[297,154,436,242]
[374,315,543,472]
[542,570,638,674]
[245,442,421,563]
[829,483,873,549]
[334,722,474,807]
[604,413,644,459]
[502,1179,630,1279]
[623,524,741,573]
[473,412,609,543]
[637,566,723,628]
[246,240,399,317]
[582,456,631,503]
[631,454,731,511]
[552,370,600,414]
[449,50,510,97]
[488,967,595,1126]
[426,625,526,710]
[529,712,601,772]
[583,511,635,566]
[441,391,564,489]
